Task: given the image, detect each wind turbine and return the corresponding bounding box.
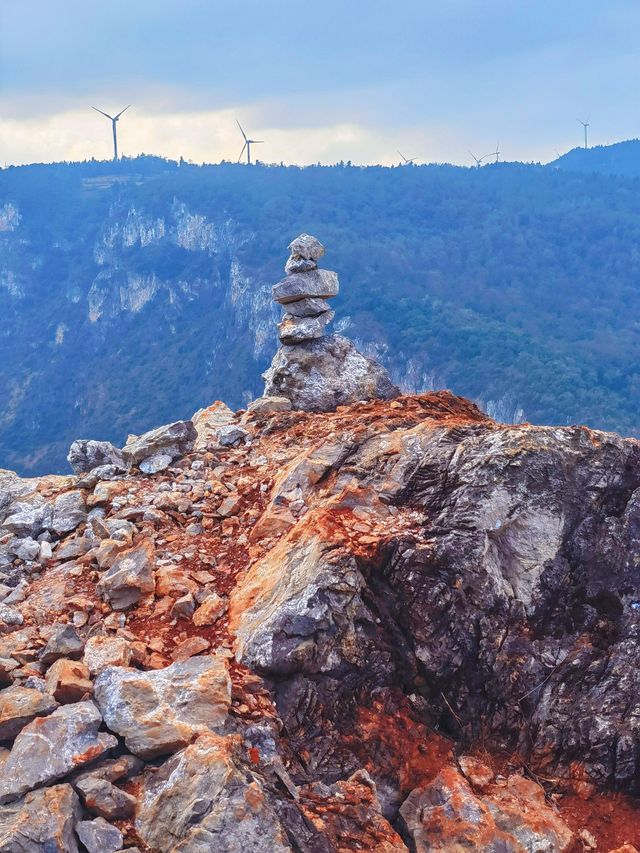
[468,150,486,169]
[92,105,130,161]
[491,141,500,163]
[577,118,589,149]
[236,120,264,164]
[397,150,417,165]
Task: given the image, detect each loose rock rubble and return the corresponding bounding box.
[0,260,639,848]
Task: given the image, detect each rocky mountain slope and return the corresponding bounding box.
[1,385,640,850]
[3,157,640,475]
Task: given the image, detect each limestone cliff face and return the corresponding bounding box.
[1,392,639,850]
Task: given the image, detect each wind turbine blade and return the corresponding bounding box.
[236,120,247,141]
[252,140,264,144]
[115,105,131,119]
[238,143,247,162]
[92,106,113,119]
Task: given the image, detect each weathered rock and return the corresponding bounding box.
[75,775,136,819]
[284,296,332,317]
[75,817,123,853]
[215,424,249,447]
[272,269,339,305]
[67,440,125,474]
[288,233,325,261]
[285,256,317,274]
[0,605,23,630]
[7,537,40,562]
[94,654,231,758]
[50,490,86,535]
[139,452,174,474]
[136,733,292,853]
[278,310,335,344]
[0,685,57,741]
[40,625,84,665]
[122,420,196,467]
[246,396,292,416]
[192,593,228,627]
[83,635,131,674]
[73,754,143,785]
[0,784,81,852]
[1,501,50,539]
[263,334,400,412]
[45,658,93,703]
[192,401,236,450]
[0,701,117,803]
[398,767,573,852]
[96,541,156,610]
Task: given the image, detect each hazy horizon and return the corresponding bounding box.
[2,1,640,167]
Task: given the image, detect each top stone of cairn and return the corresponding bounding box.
[288,234,325,262]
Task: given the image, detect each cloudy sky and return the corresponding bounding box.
[1,0,639,167]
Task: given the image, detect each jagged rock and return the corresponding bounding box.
[272,269,339,305]
[45,658,93,703]
[263,334,400,412]
[50,491,87,535]
[278,310,335,344]
[96,541,156,610]
[284,296,332,317]
[122,420,196,467]
[0,701,117,803]
[288,234,325,261]
[54,537,92,561]
[0,605,23,631]
[192,401,236,450]
[73,754,143,785]
[215,424,249,447]
[139,452,173,474]
[0,686,57,741]
[75,817,123,853]
[192,593,227,626]
[40,625,84,665]
[136,733,292,853]
[94,654,231,758]
[7,538,39,562]
[246,396,292,416]
[0,659,18,687]
[83,636,131,674]
[0,784,81,852]
[67,440,125,475]
[1,501,50,538]
[285,256,317,274]
[75,775,136,819]
[399,767,573,852]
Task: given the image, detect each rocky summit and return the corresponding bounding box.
[0,240,640,850]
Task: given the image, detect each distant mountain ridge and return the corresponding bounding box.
[1,156,640,474]
[553,138,640,176]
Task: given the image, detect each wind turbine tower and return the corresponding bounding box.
[397,150,417,165]
[236,120,264,164]
[468,150,486,169]
[578,119,589,149]
[92,105,130,160]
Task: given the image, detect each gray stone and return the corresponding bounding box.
[285,256,317,274]
[1,501,51,539]
[50,491,86,535]
[278,310,334,344]
[136,733,292,853]
[0,605,23,630]
[75,775,136,819]
[288,233,325,261]
[139,453,173,474]
[40,625,84,665]
[76,817,123,853]
[272,269,339,305]
[96,541,155,610]
[67,440,125,475]
[0,686,58,741]
[0,701,117,803]
[215,425,249,447]
[7,538,39,562]
[246,396,292,416]
[0,784,81,852]
[122,420,196,467]
[263,334,400,412]
[54,537,92,561]
[284,297,332,317]
[94,654,231,759]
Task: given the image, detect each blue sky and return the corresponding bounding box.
[1,0,639,166]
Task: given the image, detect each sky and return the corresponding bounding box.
[1,0,640,167]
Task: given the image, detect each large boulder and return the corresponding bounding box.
[263,334,400,412]
[0,784,81,852]
[136,733,292,853]
[67,440,125,475]
[0,701,116,803]
[122,420,196,467]
[94,654,231,758]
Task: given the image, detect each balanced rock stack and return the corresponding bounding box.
[263,234,400,411]
[273,234,338,344]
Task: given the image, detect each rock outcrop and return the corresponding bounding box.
[262,235,400,410]
[1,385,640,849]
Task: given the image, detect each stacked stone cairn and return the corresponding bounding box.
[273,234,338,344]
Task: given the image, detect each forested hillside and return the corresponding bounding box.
[554,139,640,176]
[2,155,640,474]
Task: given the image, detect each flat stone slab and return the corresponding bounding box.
[278,311,334,344]
[272,269,338,304]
